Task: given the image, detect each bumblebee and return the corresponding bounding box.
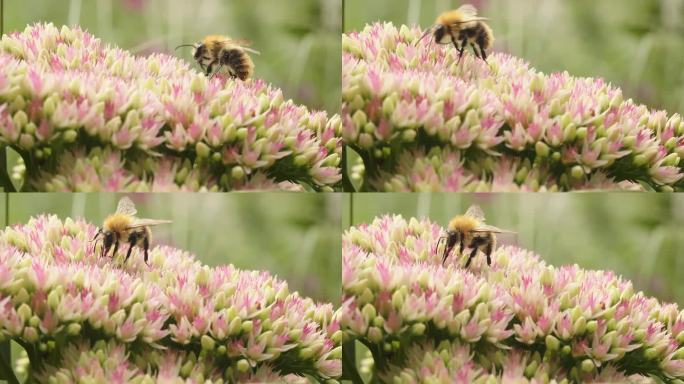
[92,197,171,265]
[416,4,494,63]
[436,205,515,267]
[176,35,259,80]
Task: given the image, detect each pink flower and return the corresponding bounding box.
[1,23,341,191]
[0,215,340,380]
[343,215,684,381]
[343,22,684,191]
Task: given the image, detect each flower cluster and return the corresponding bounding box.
[31,340,311,383]
[381,340,656,383]
[0,23,341,191]
[342,23,684,191]
[0,215,341,382]
[341,215,684,382]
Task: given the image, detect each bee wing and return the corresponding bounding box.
[450,16,489,25]
[456,4,479,17]
[229,38,252,46]
[222,39,261,55]
[452,5,489,24]
[128,219,172,228]
[472,224,516,234]
[116,196,137,216]
[464,205,486,223]
[240,47,261,55]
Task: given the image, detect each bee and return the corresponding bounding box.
[416,4,494,63]
[175,35,260,80]
[91,197,171,265]
[436,205,515,268]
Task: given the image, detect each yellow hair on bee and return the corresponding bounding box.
[435,10,469,25]
[103,213,133,233]
[422,5,495,60]
[202,35,225,45]
[192,34,255,81]
[448,215,479,233]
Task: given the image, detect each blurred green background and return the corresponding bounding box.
[344,0,684,115]
[1,193,342,304]
[347,193,684,305]
[3,0,341,114]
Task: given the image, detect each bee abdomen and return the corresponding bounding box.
[475,22,493,50]
[221,48,253,81]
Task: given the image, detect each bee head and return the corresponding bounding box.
[192,44,206,61]
[434,25,453,44]
[103,230,115,250]
[446,230,459,244]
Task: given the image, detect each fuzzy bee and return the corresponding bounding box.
[91,197,171,265]
[176,35,259,80]
[416,4,494,63]
[436,205,515,268]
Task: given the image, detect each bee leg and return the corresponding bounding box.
[464,247,478,268]
[456,37,467,64]
[484,242,493,266]
[124,232,137,263]
[111,237,120,258]
[472,43,487,63]
[210,64,224,80]
[442,235,457,265]
[206,61,217,77]
[143,236,150,265]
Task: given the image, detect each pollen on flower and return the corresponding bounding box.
[343,22,684,191]
[341,214,684,381]
[0,23,342,191]
[0,215,341,381]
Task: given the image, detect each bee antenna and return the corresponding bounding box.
[435,236,446,255]
[415,25,436,46]
[90,228,102,243]
[174,44,195,51]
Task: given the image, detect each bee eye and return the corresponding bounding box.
[434,26,445,42]
[193,45,204,59]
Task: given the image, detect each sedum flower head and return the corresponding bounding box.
[342,23,684,191]
[0,23,341,191]
[0,215,341,381]
[342,215,684,381]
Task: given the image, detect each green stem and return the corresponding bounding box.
[341,145,356,192]
[342,339,364,384]
[0,342,19,384]
[0,147,16,192]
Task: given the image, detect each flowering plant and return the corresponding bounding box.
[341,215,684,382]
[342,23,684,191]
[0,23,342,192]
[0,215,341,382]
